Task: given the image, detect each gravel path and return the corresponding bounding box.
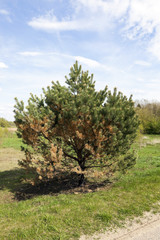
[80,211,160,240]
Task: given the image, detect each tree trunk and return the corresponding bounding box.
[77,151,85,186]
[78,160,85,186]
[78,173,85,186]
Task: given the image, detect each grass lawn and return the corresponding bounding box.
[0,131,160,239]
[0,127,22,150]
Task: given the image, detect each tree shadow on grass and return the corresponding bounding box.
[0,168,112,201]
[0,168,26,191]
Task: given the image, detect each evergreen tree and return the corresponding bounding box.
[14,62,139,185]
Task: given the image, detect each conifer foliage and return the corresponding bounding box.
[14,62,139,185]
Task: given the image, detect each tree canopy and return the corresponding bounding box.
[14,62,139,185]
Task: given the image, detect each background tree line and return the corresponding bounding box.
[136,100,160,134]
[0,118,15,128]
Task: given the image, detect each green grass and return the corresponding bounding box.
[0,128,22,150]
[0,135,160,239]
[0,133,22,149]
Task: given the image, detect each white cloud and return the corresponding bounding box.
[123,0,160,60]
[28,17,77,31]
[82,0,160,61]
[0,9,11,22]
[74,56,101,68]
[17,50,109,70]
[137,77,145,82]
[74,55,110,70]
[28,0,159,38]
[27,0,160,61]
[28,10,83,31]
[0,62,8,69]
[148,29,160,61]
[28,15,103,32]
[125,0,160,38]
[47,1,160,61]
[28,0,130,32]
[0,9,9,15]
[146,82,160,88]
[27,0,160,46]
[150,78,160,83]
[77,0,130,18]
[134,60,151,67]
[132,89,145,94]
[19,51,42,56]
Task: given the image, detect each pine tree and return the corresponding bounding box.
[14,61,139,185]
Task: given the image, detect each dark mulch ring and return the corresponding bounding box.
[15,172,113,201]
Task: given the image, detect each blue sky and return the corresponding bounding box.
[0,0,160,120]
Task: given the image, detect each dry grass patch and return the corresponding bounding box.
[0,148,23,171]
[0,149,24,203]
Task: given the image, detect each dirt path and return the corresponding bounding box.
[116,217,160,240]
[80,211,160,240]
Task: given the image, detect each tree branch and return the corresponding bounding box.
[63,151,79,162]
[85,162,113,169]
